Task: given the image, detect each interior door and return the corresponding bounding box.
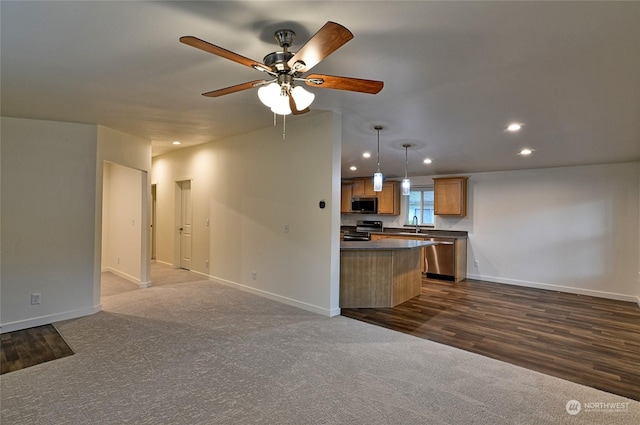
[179,180,192,270]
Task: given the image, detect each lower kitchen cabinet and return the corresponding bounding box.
[371,233,467,281]
[371,234,427,273]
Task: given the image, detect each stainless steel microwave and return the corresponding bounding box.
[351,197,378,214]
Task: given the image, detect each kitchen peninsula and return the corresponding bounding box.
[340,239,435,308]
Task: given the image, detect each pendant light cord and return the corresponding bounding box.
[404,145,408,179]
[375,125,382,172]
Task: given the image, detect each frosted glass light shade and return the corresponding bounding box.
[257,83,281,107]
[290,86,315,110]
[373,172,383,192]
[401,178,411,196]
[270,94,292,115]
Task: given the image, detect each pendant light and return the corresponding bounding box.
[373,125,383,192]
[402,143,411,196]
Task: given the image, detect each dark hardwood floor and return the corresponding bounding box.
[342,277,640,402]
[1,324,74,374]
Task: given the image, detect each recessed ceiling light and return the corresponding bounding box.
[362,152,371,158]
[423,158,432,164]
[506,123,523,132]
[172,140,181,145]
[519,148,532,155]
[349,166,357,171]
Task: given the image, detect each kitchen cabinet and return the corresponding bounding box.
[351,178,376,197]
[340,239,430,308]
[377,181,399,215]
[371,233,467,281]
[341,179,400,215]
[434,177,468,216]
[341,183,352,213]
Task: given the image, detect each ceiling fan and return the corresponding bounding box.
[180,21,384,116]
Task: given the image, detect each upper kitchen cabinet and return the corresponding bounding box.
[341,183,353,213]
[433,177,468,216]
[377,181,399,215]
[351,178,376,197]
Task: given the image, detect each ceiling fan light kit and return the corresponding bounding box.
[180,21,383,118]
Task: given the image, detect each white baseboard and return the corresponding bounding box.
[466,273,639,304]
[104,267,140,285]
[0,304,101,334]
[194,272,335,317]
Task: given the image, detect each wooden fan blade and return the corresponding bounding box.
[289,94,311,115]
[180,36,270,72]
[202,80,268,97]
[287,22,353,73]
[305,74,384,94]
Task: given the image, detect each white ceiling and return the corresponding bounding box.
[2,1,639,178]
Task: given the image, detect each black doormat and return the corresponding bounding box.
[1,324,74,374]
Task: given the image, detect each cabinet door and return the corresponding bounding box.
[352,178,376,197]
[341,183,352,213]
[377,181,399,215]
[363,178,376,196]
[351,179,365,197]
[434,177,467,216]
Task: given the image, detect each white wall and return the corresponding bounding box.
[152,112,341,316]
[460,162,639,301]
[1,117,99,332]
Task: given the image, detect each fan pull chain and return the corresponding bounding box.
[282,114,286,140]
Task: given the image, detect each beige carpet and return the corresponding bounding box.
[1,266,638,424]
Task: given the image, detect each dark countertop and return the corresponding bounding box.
[340,226,468,239]
[341,239,436,251]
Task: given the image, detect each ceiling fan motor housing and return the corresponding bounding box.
[263,51,295,73]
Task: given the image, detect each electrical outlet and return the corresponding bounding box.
[252,271,257,280]
[205,260,209,269]
[284,224,289,233]
[31,293,41,305]
[473,260,479,268]
[205,219,210,227]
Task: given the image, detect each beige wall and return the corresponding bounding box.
[152,112,342,316]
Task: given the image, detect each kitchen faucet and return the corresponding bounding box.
[412,215,419,233]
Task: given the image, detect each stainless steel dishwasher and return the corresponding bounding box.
[424,238,455,278]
